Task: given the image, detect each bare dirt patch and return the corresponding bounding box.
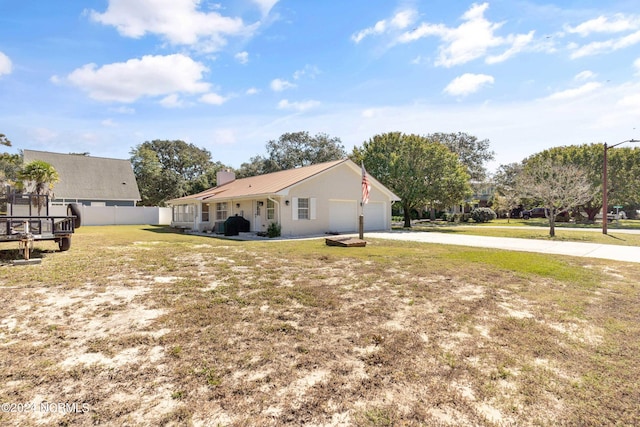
[1,227,639,426]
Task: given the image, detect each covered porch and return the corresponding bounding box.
[170,196,283,234]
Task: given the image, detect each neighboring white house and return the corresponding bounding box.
[168,159,400,237]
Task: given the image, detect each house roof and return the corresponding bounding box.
[22,150,141,201]
[169,158,400,203]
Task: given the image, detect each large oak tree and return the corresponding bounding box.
[130,140,228,206]
[430,132,494,181]
[236,131,346,178]
[351,132,472,227]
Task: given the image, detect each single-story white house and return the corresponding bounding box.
[168,158,400,237]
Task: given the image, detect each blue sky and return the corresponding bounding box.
[1,0,639,172]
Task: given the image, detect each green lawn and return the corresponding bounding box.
[1,225,639,426]
[396,219,640,246]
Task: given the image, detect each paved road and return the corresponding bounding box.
[455,225,640,235]
[365,230,640,264]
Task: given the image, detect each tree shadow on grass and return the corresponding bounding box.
[141,225,181,234]
[605,234,626,242]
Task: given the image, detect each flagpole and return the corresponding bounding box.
[360,162,370,240]
[359,176,364,239]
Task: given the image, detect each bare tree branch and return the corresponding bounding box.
[517,159,594,236]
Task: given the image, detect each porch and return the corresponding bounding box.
[170,197,282,234]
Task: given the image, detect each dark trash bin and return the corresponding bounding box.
[224,215,250,236]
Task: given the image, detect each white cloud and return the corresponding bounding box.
[252,0,279,16]
[396,3,534,67]
[565,14,640,37]
[635,58,640,75]
[199,92,227,105]
[66,54,210,103]
[277,99,319,112]
[545,82,602,100]
[435,3,523,67]
[410,55,428,65]
[618,93,640,111]
[351,9,416,43]
[390,10,415,30]
[361,108,381,118]
[444,73,494,96]
[569,30,640,59]
[270,78,296,92]
[160,94,185,108]
[397,22,447,44]
[246,87,260,95]
[486,31,535,64]
[293,65,320,80]
[575,70,596,81]
[0,51,12,76]
[235,51,249,64]
[89,0,256,52]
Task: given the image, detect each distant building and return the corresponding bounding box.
[469,181,495,208]
[22,150,141,206]
[450,181,495,215]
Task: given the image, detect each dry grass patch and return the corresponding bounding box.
[0,226,639,426]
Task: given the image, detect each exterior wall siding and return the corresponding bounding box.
[279,163,392,237]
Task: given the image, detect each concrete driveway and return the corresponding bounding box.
[365,230,640,264]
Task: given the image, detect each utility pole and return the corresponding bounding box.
[603,139,639,235]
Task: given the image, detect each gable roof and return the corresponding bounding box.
[22,150,141,201]
[169,158,399,203]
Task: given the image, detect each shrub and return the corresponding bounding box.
[471,207,497,223]
[444,213,471,223]
[267,222,281,238]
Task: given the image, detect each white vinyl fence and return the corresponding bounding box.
[50,205,172,226]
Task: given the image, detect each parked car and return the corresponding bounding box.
[521,207,569,221]
[521,207,546,219]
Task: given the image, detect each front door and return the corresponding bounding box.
[253,200,263,232]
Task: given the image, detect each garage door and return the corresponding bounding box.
[329,200,358,233]
[364,202,386,231]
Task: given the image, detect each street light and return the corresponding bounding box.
[602,139,639,234]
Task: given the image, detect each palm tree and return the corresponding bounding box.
[18,160,59,215]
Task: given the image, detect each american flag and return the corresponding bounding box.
[361,162,371,204]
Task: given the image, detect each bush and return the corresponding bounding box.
[471,208,497,223]
[444,213,471,223]
[267,222,281,238]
